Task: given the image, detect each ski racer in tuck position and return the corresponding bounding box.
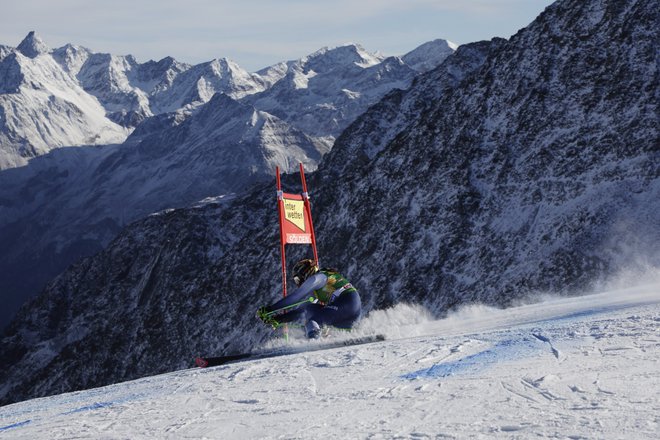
[257,259,362,338]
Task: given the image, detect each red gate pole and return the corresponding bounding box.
[299,163,319,266]
[275,166,287,298]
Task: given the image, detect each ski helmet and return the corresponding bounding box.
[292,259,318,286]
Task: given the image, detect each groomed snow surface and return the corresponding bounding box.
[1,278,658,439]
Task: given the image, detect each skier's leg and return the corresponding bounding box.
[305,319,321,339]
[308,291,361,330]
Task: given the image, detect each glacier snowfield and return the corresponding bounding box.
[1,282,658,439]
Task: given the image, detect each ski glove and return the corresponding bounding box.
[256,307,280,329]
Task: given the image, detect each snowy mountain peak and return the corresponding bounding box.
[255,60,291,86]
[201,91,244,113]
[209,57,230,75]
[217,57,240,71]
[16,31,50,58]
[135,56,188,91]
[339,42,385,67]
[51,43,92,74]
[209,57,248,80]
[402,38,457,72]
[303,43,384,72]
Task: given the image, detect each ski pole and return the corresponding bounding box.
[264,296,316,316]
[270,321,305,330]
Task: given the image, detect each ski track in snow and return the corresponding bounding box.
[0,283,659,439]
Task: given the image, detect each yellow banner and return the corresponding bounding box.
[283,198,306,231]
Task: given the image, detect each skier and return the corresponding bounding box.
[257,259,362,338]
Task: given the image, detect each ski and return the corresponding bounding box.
[195,334,386,368]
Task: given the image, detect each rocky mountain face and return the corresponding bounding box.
[2,0,657,406]
[0,35,455,330]
[316,0,659,310]
[0,33,129,169]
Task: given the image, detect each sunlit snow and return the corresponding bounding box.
[1,281,658,439]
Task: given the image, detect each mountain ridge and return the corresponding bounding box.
[0,34,455,168]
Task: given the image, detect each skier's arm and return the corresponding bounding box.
[266,273,327,313]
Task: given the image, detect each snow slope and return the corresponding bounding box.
[1,281,657,439]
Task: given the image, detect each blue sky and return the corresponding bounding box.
[1,0,555,71]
